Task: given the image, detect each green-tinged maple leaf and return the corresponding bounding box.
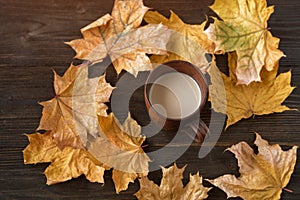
[205,0,284,84]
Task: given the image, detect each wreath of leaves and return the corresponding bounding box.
[23,0,297,199]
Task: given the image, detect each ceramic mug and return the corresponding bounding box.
[144,60,209,143]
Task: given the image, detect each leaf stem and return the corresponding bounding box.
[283,188,293,193]
[141,144,149,149]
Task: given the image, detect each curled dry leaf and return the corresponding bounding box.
[38,64,114,147]
[208,133,298,200]
[135,164,211,200]
[144,11,214,73]
[66,0,171,77]
[23,131,106,185]
[88,113,150,193]
[208,53,295,128]
[205,0,284,84]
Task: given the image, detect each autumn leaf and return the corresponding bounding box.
[208,52,295,128]
[208,133,298,200]
[24,63,148,193]
[144,10,214,73]
[88,113,150,193]
[205,0,284,84]
[112,170,141,194]
[38,64,114,147]
[23,131,106,185]
[135,164,211,200]
[23,131,61,164]
[66,0,171,77]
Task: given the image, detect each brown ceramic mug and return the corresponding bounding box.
[144,60,209,143]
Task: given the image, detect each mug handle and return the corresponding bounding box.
[184,119,209,144]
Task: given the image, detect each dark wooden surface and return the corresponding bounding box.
[0,0,299,199]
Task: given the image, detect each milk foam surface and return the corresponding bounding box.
[149,72,201,119]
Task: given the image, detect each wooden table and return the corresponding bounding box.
[0,0,299,199]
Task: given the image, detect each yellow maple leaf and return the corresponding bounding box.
[135,163,211,200]
[24,113,148,193]
[23,131,61,164]
[66,0,171,77]
[208,53,295,128]
[24,62,149,193]
[144,10,215,73]
[112,170,141,194]
[38,64,114,147]
[205,0,284,84]
[23,131,106,185]
[208,133,298,200]
[88,113,150,193]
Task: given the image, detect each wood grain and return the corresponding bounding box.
[0,0,299,199]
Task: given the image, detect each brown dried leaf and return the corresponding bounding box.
[88,113,150,193]
[38,64,114,147]
[23,131,106,185]
[205,0,284,84]
[144,11,214,73]
[135,164,211,200]
[66,0,171,77]
[208,53,295,128]
[208,133,298,200]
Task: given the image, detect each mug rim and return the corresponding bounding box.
[144,60,208,122]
